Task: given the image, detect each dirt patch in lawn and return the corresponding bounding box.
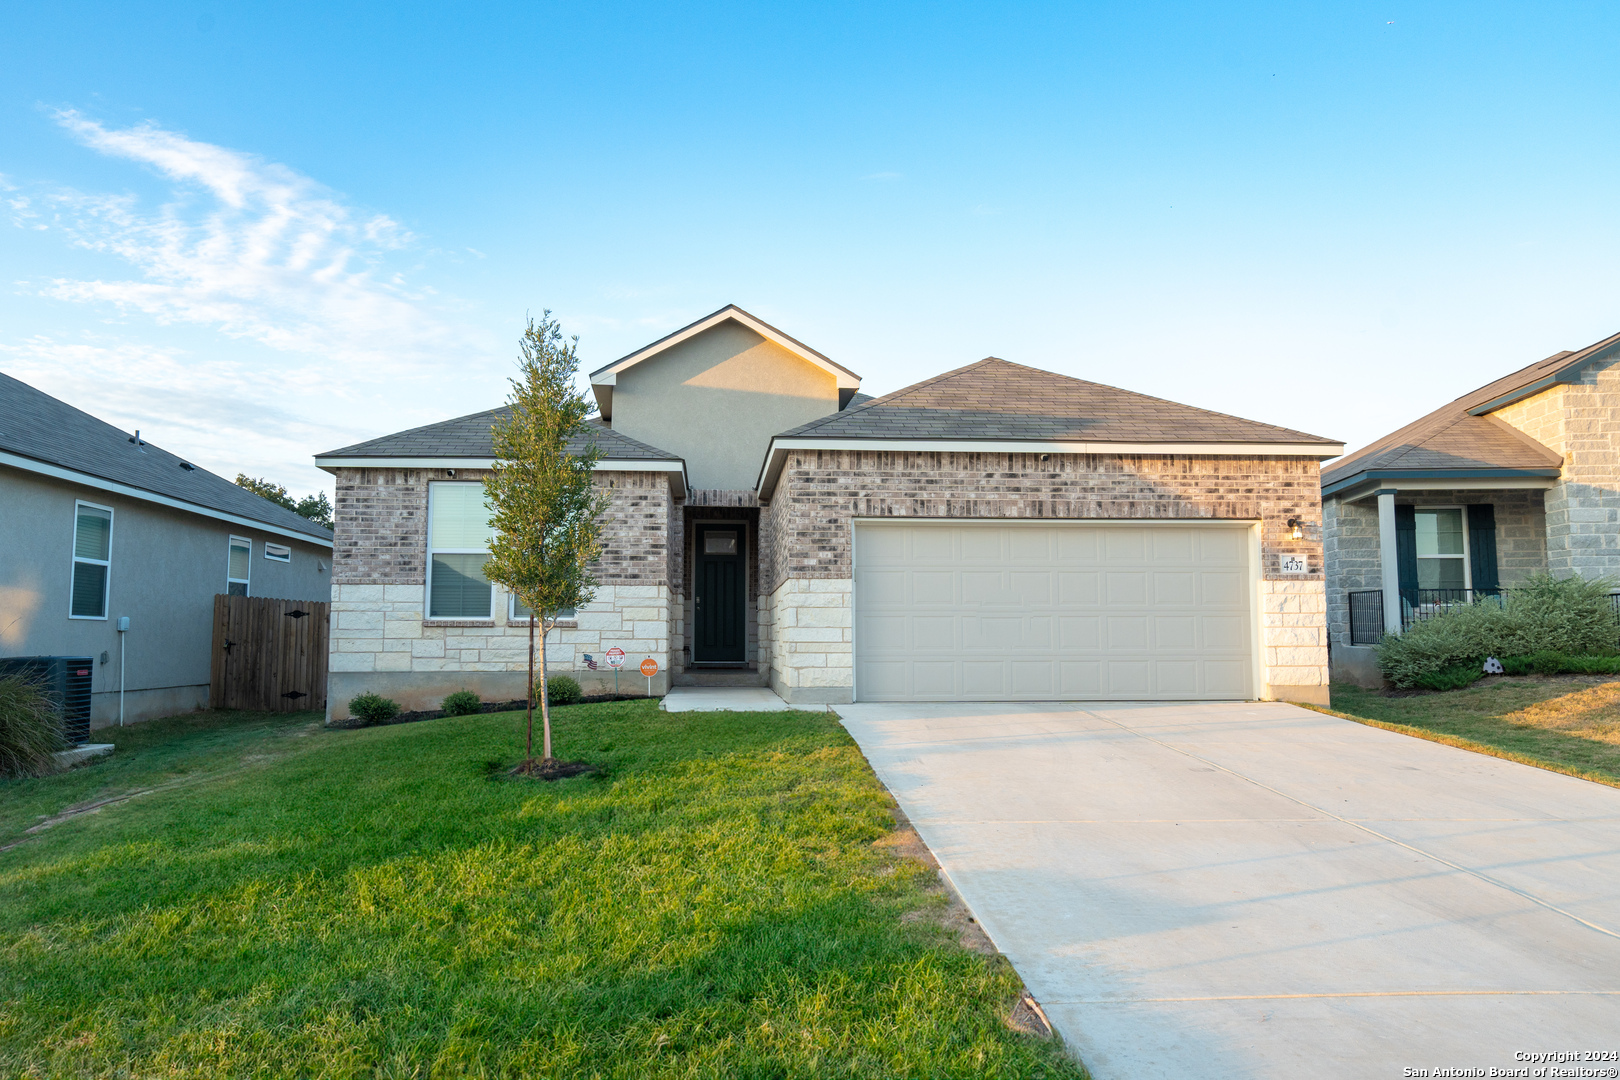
[1501,681,1620,744]
[507,758,597,781]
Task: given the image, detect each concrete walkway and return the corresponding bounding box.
[835,700,1620,1079]
[662,686,794,712]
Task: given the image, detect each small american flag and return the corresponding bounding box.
[583,653,598,670]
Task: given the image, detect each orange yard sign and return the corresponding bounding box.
[640,658,659,677]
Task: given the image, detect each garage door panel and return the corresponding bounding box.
[1107,616,1149,649]
[1056,530,1099,561]
[1201,571,1245,603]
[1106,571,1149,604]
[1058,572,1100,604]
[856,523,1253,702]
[912,571,956,603]
[1155,616,1197,649]
[911,615,956,649]
[1105,529,1146,560]
[1060,616,1101,650]
[1154,572,1196,604]
[1152,529,1194,560]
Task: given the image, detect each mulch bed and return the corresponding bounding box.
[506,758,597,781]
[334,694,653,730]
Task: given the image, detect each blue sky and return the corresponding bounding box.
[4,2,1619,497]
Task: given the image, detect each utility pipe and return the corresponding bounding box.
[117,615,129,726]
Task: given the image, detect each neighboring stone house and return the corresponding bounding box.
[318,305,1342,720]
[1322,330,1620,685]
[0,372,333,725]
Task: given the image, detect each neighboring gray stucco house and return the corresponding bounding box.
[318,304,1342,721]
[1322,330,1620,684]
[0,372,334,725]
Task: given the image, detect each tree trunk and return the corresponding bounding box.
[539,618,553,761]
[525,611,535,764]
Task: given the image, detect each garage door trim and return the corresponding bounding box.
[851,517,1263,703]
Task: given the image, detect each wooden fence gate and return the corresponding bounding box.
[210,594,330,712]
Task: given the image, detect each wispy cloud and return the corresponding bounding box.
[4,112,499,490]
[33,110,445,369]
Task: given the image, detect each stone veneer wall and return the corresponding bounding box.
[1495,357,1620,579]
[1322,489,1548,648]
[761,450,1328,704]
[327,467,675,720]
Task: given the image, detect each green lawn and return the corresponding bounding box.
[1328,676,1620,787]
[0,703,1083,1079]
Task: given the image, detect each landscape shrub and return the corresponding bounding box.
[1531,649,1565,676]
[0,673,64,778]
[1412,661,1486,692]
[348,692,401,724]
[1377,573,1618,687]
[545,675,583,705]
[441,690,481,716]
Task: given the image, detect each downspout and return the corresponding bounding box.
[116,615,130,725]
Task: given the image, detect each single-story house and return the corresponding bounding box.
[1322,329,1620,685]
[0,372,334,725]
[317,305,1342,721]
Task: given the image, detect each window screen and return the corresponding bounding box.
[70,504,112,618]
[428,483,493,618]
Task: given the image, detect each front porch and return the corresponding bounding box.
[1323,479,1554,686]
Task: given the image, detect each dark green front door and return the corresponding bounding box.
[694,525,745,663]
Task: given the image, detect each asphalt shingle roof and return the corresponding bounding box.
[0,371,333,542]
[1314,332,1620,488]
[319,410,681,462]
[775,358,1339,445]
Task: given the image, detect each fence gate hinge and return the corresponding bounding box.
[285,609,309,619]
[281,690,308,700]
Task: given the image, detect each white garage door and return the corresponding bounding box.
[854,522,1255,702]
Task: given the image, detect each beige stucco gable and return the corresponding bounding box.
[608,320,842,491]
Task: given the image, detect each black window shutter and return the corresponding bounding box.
[1394,504,1418,599]
[1467,504,1499,594]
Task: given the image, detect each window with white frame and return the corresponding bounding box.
[227,536,252,596]
[264,542,291,563]
[70,501,113,619]
[510,594,576,623]
[1415,508,1469,590]
[427,482,494,619]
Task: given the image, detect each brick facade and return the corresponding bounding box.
[326,468,677,721]
[761,449,1328,704]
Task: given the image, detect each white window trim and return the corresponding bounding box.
[426,482,495,620]
[508,590,578,626]
[1415,505,1471,591]
[227,535,253,595]
[264,542,292,562]
[69,499,114,621]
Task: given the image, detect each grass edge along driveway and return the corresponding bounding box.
[0,701,1085,1079]
[1316,676,1620,791]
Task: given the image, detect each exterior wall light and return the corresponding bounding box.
[1287,518,1304,541]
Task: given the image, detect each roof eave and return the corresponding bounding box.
[1467,336,1620,415]
[1321,467,1563,500]
[589,305,861,392]
[314,454,689,499]
[2,449,334,547]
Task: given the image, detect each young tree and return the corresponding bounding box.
[482,313,611,768]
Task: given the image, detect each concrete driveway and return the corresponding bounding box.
[836,701,1620,1079]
